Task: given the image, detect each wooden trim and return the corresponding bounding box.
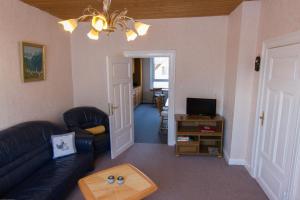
[21,0,243,20]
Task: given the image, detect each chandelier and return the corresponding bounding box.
[58,0,150,41]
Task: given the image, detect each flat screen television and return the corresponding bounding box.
[186,98,216,116]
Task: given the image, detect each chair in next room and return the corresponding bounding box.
[151,88,165,104]
[156,96,168,133]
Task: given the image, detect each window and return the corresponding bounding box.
[151,57,169,88]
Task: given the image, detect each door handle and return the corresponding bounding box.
[108,103,118,116]
[112,105,119,109]
[259,111,265,127]
[108,103,112,116]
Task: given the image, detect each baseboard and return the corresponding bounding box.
[224,150,255,178]
[224,150,247,166]
[224,150,230,163]
[245,164,254,177]
[228,158,247,165]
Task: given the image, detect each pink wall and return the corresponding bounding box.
[0,0,73,129]
[258,0,300,51]
[71,17,228,115]
[250,0,300,129]
[231,2,261,161]
[223,3,242,159]
[223,1,261,162]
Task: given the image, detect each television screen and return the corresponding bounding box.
[186,98,216,116]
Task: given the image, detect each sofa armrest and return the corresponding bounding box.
[75,131,94,154]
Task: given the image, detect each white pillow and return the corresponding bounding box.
[51,132,77,159]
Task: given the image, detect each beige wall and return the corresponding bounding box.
[223,1,260,163]
[258,0,300,51]
[71,17,228,115]
[223,2,242,159]
[232,2,261,162]
[0,0,73,129]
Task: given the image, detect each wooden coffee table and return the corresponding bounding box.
[78,163,158,200]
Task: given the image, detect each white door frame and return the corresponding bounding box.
[251,31,300,199]
[123,50,176,146]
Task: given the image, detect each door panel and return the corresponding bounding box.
[259,159,281,198]
[107,56,134,159]
[113,63,130,80]
[116,125,132,149]
[271,58,297,81]
[123,83,131,126]
[261,89,279,157]
[257,44,300,200]
[113,85,122,130]
[274,93,293,170]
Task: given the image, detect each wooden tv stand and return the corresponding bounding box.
[175,114,224,157]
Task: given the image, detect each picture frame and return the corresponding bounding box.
[20,41,46,82]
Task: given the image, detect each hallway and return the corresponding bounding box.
[134,104,167,144]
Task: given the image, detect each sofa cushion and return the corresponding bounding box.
[85,125,106,135]
[51,132,77,159]
[80,121,99,129]
[3,153,93,200]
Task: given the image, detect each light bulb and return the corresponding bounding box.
[134,22,150,36]
[92,15,107,31]
[126,30,138,41]
[87,29,99,40]
[58,19,78,33]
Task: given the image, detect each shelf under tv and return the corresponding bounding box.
[175,114,224,157]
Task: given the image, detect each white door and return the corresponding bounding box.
[257,44,300,200]
[106,56,134,159]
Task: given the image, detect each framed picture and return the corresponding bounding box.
[20,41,46,82]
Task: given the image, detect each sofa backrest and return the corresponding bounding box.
[63,106,109,131]
[0,121,64,195]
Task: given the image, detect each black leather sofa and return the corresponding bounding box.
[0,121,94,200]
[63,106,110,155]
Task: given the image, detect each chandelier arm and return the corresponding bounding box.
[77,14,95,22]
[103,0,111,13]
[110,10,128,29]
[116,21,129,31]
[123,16,135,22]
[109,10,121,26]
[83,6,100,16]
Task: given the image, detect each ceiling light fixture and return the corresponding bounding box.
[58,0,150,42]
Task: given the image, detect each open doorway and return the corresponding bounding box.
[132,57,169,144]
[124,50,176,146]
[106,51,175,158]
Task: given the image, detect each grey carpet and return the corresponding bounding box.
[134,104,167,144]
[67,143,267,200]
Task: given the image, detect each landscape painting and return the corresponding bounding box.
[21,42,45,82]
